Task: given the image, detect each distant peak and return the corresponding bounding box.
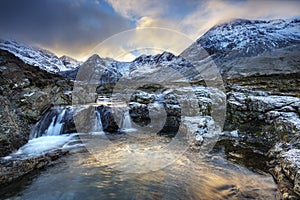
[211,18,264,30]
[133,51,176,63]
[0,38,80,72]
[87,54,102,61]
[59,55,77,61]
[210,17,300,31]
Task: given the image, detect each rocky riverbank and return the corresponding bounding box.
[225,83,300,199]
[0,149,68,186]
[116,81,300,198]
[0,49,73,157]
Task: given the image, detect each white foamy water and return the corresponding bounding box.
[122,110,132,129]
[44,109,66,136]
[90,110,105,135]
[7,134,81,159]
[119,110,137,133]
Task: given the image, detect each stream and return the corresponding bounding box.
[0,106,281,200]
[1,136,280,199]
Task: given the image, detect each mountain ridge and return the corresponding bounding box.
[1,17,299,79]
[0,39,81,73]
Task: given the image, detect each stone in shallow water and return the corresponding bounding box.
[281,149,300,195]
[0,149,68,186]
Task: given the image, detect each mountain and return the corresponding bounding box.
[181,17,300,78]
[3,17,299,80]
[59,55,82,70]
[0,39,81,73]
[76,17,300,86]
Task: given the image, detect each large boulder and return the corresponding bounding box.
[226,89,300,143]
[97,106,119,132]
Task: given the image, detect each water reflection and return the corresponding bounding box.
[1,135,280,200]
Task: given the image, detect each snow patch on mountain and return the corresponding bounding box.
[59,55,82,70]
[0,39,80,73]
[196,17,300,58]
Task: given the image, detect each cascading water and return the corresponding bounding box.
[44,108,66,136]
[7,106,82,159]
[30,107,68,139]
[122,110,132,129]
[90,109,104,134]
[96,109,103,131]
[119,109,136,133]
[1,106,280,199]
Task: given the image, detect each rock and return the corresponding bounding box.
[30,106,76,138]
[281,149,300,196]
[131,90,155,104]
[97,106,119,132]
[0,50,73,156]
[226,90,300,142]
[178,116,220,151]
[0,149,68,186]
[295,173,300,196]
[129,102,150,126]
[269,142,300,197]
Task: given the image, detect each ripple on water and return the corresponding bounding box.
[0,134,280,200]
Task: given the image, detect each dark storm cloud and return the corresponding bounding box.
[0,0,133,57]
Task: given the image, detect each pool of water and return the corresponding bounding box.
[0,134,280,200]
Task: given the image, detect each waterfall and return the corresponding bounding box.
[30,107,67,139]
[119,109,136,133]
[8,107,82,159]
[96,109,103,131]
[122,110,132,129]
[44,109,66,136]
[91,109,104,134]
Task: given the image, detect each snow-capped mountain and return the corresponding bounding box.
[108,17,300,80]
[181,17,300,78]
[0,39,81,73]
[59,55,82,70]
[75,15,300,86]
[73,51,200,96]
[6,17,298,79]
[196,17,300,58]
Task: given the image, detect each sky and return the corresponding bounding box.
[0,0,299,61]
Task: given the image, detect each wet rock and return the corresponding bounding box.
[97,106,119,132]
[129,102,150,126]
[295,173,300,196]
[131,90,155,104]
[30,106,76,138]
[269,142,300,198]
[226,90,300,142]
[0,149,68,186]
[179,116,220,151]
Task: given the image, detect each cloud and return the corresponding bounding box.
[89,27,193,61]
[105,0,165,20]
[179,0,300,39]
[101,0,300,61]
[107,0,300,40]
[0,0,133,60]
[1,0,299,61]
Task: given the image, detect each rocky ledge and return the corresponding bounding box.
[0,149,68,186]
[225,85,300,199]
[117,82,300,198]
[0,50,73,157]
